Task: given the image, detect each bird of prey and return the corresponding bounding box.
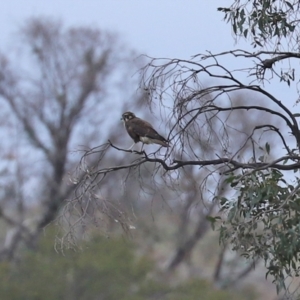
[121,111,169,150]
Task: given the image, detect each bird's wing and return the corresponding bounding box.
[130,118,168,142]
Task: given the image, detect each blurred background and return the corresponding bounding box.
[0,1,289,299]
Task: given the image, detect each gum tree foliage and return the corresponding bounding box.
[218,0,299,46]
[74,0,300,296]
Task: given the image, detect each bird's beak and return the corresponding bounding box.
[120,117,123,121]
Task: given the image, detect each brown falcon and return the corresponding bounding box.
[121,111,169,150]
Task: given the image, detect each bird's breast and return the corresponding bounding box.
[140,136,153,144]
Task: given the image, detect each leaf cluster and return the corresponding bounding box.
[217,168,300,294]
[218,0,299,49]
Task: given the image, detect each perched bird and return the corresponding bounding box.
[121,111,169,150]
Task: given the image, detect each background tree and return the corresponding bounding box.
[0,17,142,259]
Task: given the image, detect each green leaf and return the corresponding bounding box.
[233,22,237,34]
[206,216,217,230]
[220,197,228,205]
[217,7,232,13]
[255,39,263,47]
[231,181,238,187]
[265,142,270,154]
[285,1,294,10]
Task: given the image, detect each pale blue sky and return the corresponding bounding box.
[0,1,233,57]
[0,1,296,122]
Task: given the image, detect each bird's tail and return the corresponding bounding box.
[154,139,169,147]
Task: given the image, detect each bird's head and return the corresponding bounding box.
[121,111,136,122]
